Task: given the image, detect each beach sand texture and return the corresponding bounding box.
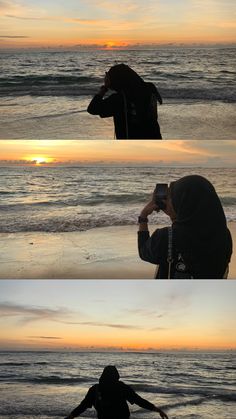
[0,224,235,279]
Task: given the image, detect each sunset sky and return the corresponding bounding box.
[0,0,235,49]
[1,280,236,351]
[0,140,236,167]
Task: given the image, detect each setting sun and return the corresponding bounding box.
[104,41,127,49]
[26,156,53,165]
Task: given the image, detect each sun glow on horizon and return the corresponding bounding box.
[25,156,54,165]
[103,41,128,50]
[1,281,236,351]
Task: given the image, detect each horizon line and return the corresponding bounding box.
[0,42,236,52]
[1,348,236,353]
[0,163,235,168]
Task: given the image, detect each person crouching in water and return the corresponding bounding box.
[87,64,162,139]
[64,365,169,419]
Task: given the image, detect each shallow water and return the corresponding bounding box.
[0,48,235,139]
[0,351,235,418]
[0,166,235,233]
[1,48,235,101]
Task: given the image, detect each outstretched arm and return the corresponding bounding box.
[130,392,169,419]
[125,385,169,419]
[64,387,94,418]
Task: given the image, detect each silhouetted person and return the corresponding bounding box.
[87,64,162,139]
[64,365,169,419]
[138,175,232,279]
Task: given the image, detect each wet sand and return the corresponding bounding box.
[0,223,235,279]
[1,100,236,140]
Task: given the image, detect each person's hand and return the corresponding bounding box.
[159,410,169,419]
[140,200,159,218]
[97,85,108,97]
[153,406,169,419]
[104,72,111,89]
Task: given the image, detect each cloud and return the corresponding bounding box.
[0,302,142,330]
[164,290,192,311]
[81,0,140,14]
[76,321,142,329]
[27,336,62,340]
[5,14,46,20]
[125,308,165,319]
[0,35,29,38]
[150,326,169,331]
[0,159,55,166]
[0,0,33,17]
[0,302,71,325]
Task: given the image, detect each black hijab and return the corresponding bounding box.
[170,175,231,278]
[99,366,120,384]
[107,64,144,93]
[107,64,159,124]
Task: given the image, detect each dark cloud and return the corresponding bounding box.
[0,159,35,165]
[0,302,70,325]
[0,302,142,330]
[79,321,142,330]
[0,160,55,166]
[57,320,142,330]
[6,14,44,20]
[27,336,62,340]
[0,35,29,38]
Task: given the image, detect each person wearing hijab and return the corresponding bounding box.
[64,365,169,419]
[138,175,232,279]
[87,64,162,139]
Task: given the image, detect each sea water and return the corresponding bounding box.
[0,166,235,233]
[0,48,235,139]
[0,350,235,418]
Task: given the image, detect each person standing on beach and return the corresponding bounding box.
[138,175,232,279]
[87,64,162,139]
[64,365,169,419]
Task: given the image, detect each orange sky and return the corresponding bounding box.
[0,0,235,49]
[0,140,236,167]
[1,281,236,351]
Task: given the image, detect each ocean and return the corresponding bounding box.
[0,48,236,139]
[0,350,235,418]
[0,166,235,233]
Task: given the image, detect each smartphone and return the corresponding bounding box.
[154,183,168,210]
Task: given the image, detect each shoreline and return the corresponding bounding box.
[1,99,236,139]
[0,223,235,279]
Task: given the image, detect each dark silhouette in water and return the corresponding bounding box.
[87,64,162,139]
[64,365,169,419]
[138,175,232,279]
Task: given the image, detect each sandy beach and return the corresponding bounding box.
[0,223,235,279]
